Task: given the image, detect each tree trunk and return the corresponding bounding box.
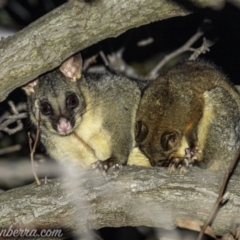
[0,166,239,237]
[0,0,222,102]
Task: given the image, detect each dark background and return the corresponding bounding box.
[2,0,240,82]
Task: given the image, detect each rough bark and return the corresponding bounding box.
[0,0,222,102]
[0,166,239,237]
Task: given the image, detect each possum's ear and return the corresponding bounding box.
[60,53,83,82]
[135,121,148,143]
[22,79,38,95]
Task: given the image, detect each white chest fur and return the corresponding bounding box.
[76,106,112,161]
[42,131,98,170]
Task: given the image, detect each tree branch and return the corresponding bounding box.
[0,166,239,237]
[0,101,27,135]
[0,0,223,102]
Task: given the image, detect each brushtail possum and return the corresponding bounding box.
[23,54,148,174]
[135,60,240,172]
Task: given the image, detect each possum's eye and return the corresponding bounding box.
[40,102,52,115]
[66,94,78,109]
[161,131,178,151]
[135,121,148,143]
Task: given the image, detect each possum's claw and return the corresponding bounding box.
[168,147,201,173]
[91,158,122,175]
[168,157,189,174]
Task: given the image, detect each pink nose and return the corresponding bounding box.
[57,118,72,134]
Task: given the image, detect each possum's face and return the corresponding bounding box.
[134,76,184,166]
[22,54,85,136]
[24,70,86,136]
[135,120,181,166]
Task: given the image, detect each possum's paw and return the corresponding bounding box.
[169,147,201,173]
[168,157,191,174]
[91,158,122,176]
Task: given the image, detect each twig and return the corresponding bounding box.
[197,145,240,240]
[137,37,154,47]
[189,37,215,61]
[27,102,41,186]
[145,30,203,80]
[83,54,98,71]
[6,113,28,119]
[0,101,27,135]
[145,20,214,80]
[99,49,142,79]
[0,144,21,155]
[0,114,27,134]
[99,50,110,66]
[8,101,19,114]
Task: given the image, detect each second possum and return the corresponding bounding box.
[135,60,240,172]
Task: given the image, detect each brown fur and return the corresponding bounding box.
[135,60,240,171]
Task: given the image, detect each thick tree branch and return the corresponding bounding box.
[0,166,239,237]
[0,0,222,102]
